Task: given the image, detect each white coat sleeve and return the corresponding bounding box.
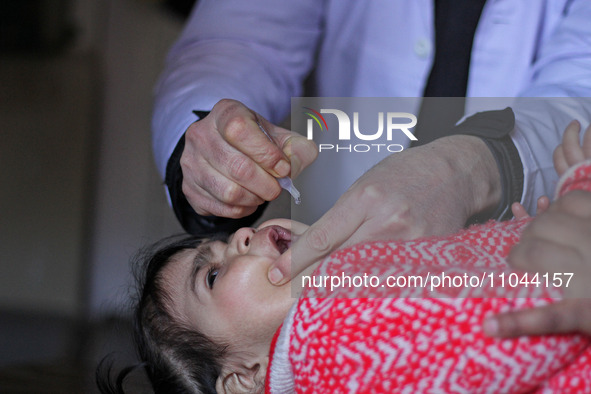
[151,0,324,179]
[512,0,591,213]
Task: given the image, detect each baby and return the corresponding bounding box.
[98,121,591,393]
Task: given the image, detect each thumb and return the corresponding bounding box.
[268,249,292,286]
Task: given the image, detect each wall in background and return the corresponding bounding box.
[0,0,185,318]
[0,54,95,316]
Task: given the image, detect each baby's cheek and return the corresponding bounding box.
[219,268,260,312]
[218,256,278,318]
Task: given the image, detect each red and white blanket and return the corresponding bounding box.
[266,161,591,393]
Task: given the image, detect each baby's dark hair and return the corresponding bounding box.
[96,233,229,394]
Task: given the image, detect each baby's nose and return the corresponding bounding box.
[233,227,255,254]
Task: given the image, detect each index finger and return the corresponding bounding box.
[268,195,367,285]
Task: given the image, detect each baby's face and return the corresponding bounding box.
[162,219,308,354]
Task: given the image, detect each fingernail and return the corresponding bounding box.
[483,318,499,337]
[269,267,284,284]
[274,160,290,177]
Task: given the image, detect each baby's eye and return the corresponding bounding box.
[207,267,219,289]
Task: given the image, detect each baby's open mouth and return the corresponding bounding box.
[267,225,292,254]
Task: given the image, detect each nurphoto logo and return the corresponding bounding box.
[303,107,417,153]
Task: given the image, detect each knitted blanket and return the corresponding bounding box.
[266,160,591,393]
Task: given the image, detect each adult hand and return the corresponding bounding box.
[485,191,591,337]
[181,99,317,218]
[485,120,591,337]
[268,135,502,284]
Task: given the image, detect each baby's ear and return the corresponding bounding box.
[216,358,268,394]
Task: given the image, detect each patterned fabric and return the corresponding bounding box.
[267,160,591,393]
